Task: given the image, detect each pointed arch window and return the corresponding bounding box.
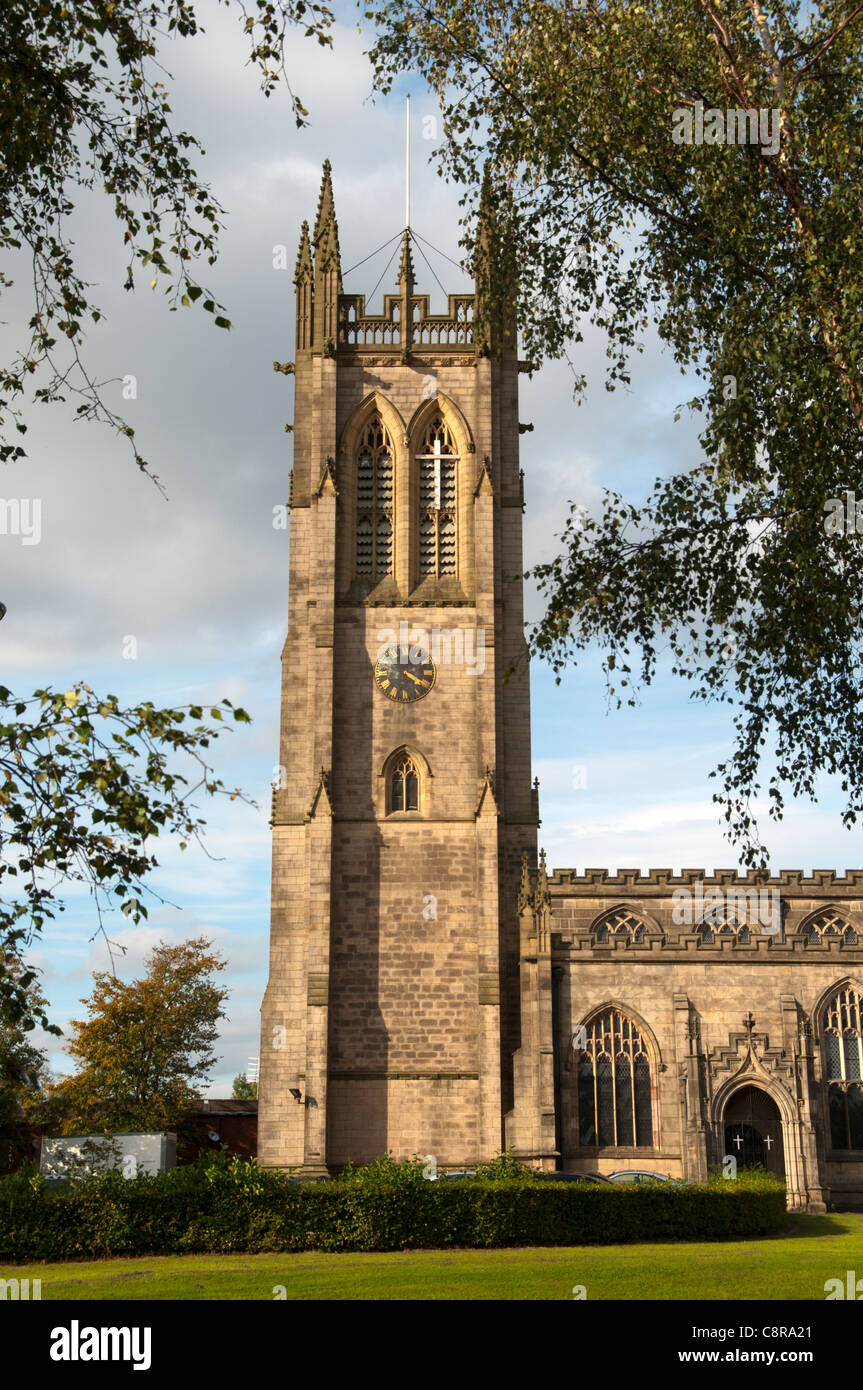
[356,415,393,578]
[416,414,458,577]
[803,909,858,945]
[822,984,863,1149]
[389,753,419,814]
[576,1008,653,1148]
[592,908,647,945]
[699,918,751,944]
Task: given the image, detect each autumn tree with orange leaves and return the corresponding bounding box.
[49,937,229,1134]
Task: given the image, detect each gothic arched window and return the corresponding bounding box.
[697,910,751,943]
[389,752,419,813]
[822,984,863,1150]
[416,414,458,578]
[699,920,751,943]
[592,908,646,945]
[803,909,858,945]
[356,415,393,578]
[576,1008,653,1148]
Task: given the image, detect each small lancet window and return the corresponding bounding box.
[415,414,458,577]
[356,415,394,578]
[390,754,419,813]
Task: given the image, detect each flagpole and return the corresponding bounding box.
[405,93,411,231]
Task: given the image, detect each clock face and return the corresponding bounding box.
[373,647,436,702]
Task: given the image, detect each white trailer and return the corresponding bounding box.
[40,1132,177,1178]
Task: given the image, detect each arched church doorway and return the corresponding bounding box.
[723,1085,785,1178]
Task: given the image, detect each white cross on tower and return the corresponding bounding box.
[733,1132,744,1149]
[763,1135,774,1150]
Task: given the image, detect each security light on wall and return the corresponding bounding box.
[289,1088,302,1103]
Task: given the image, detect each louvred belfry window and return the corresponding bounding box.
[822,985,863,1150]
[356,416,393,578]
[576,1009,653,1148]
[416,414,458,577]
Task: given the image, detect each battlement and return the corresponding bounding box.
[544,867,863,892]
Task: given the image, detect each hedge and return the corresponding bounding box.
[0,1159,787,1261]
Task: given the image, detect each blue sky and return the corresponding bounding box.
[3,5,860,1091]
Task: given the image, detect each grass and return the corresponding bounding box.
[1,1212,861,1300]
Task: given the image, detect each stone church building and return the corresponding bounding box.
[258,164,863,1211]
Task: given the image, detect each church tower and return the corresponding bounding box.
[258,162,538,1173]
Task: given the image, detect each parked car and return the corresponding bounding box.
[608,1170,688,1186]
[536,1171,613,1184]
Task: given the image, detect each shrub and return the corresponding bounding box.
[0,1156,787,1261]
[707,1162,780,1188]
[334,1152,428,1185]
[472,1152,542,1181]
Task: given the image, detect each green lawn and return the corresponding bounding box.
[1,1212,861,1300]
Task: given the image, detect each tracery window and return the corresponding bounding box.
[576,1008,653,1148]
[822,984,863,1149]
[389,753,419,813]
[803,909,858,945]
[356,415,393,578]
[416,414,458,577]
[592,908,646,945]
[698,917,750,944]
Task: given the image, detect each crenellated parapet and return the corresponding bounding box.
[546,867,863,892]
[514,862,863,956]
